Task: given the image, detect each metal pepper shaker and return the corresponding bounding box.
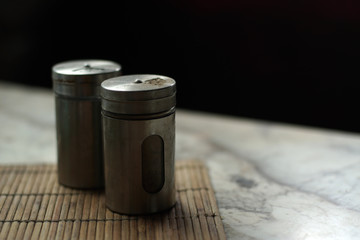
[101,74,176,214]
[52,59,122,189]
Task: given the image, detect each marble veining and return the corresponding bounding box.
[0,82,56,164]
[2,81,360,239]
[176,112,360,239]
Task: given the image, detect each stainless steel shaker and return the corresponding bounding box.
[101,74,176,214]
[52,59,122,189]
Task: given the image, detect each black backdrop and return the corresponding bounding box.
[1,0,360,132]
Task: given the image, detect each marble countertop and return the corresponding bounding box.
[1,81,360,239]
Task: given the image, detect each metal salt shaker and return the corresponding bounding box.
[52,59,122,189]
[101,74,176,214]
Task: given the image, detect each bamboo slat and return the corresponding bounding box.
[0,160,226,240]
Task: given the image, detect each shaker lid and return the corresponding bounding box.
[52,59,121,82]
[101,74,176,114]
[52,59,122,97]
[101,74,176,101]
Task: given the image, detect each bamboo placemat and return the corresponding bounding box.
[0,160,226,240]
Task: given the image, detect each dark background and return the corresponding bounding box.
[1,0,360,132]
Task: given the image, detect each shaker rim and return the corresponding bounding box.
[52,59,122,81]
[101,74,176,101]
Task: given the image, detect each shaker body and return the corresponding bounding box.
[55,96,103,188]
[101,74,177,214]
[52,59,121,189]
[102,112,176,214]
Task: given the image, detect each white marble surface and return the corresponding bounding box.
[1,81,360,239]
